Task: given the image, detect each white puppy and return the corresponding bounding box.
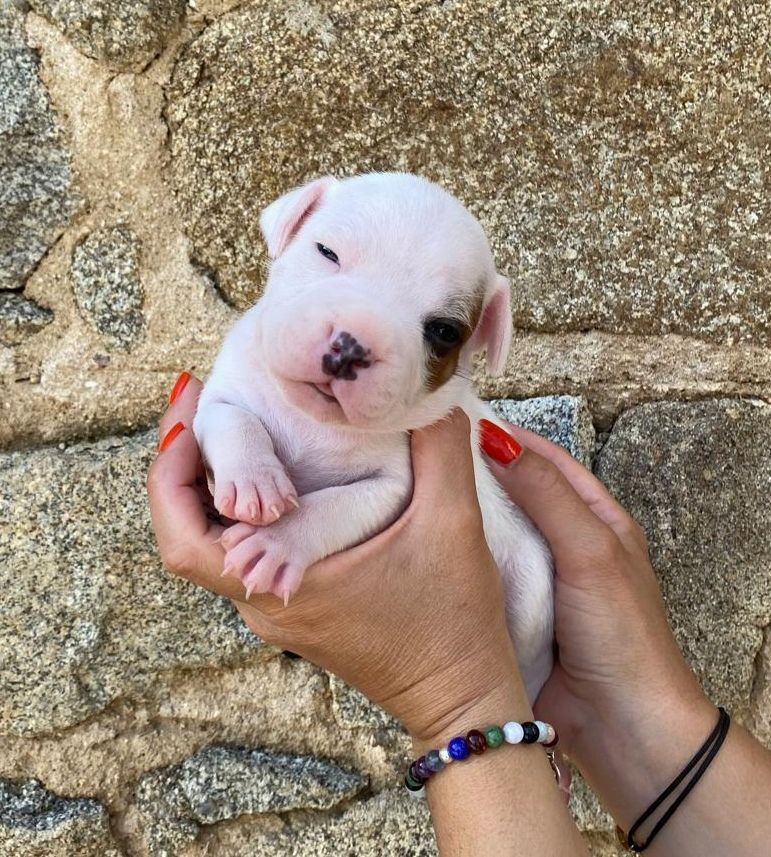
[194,173,554,700]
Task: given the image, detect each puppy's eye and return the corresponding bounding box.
[316,243,339,264]
[424,319,462,354]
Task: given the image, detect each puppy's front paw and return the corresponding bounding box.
[211,457,298,525]
[221,522,309,605]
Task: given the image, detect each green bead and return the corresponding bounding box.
[484,725,505,748]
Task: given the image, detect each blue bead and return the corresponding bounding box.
[448,736,470,760]
[425,750,445,772]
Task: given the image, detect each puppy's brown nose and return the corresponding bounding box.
[322,331,372,381]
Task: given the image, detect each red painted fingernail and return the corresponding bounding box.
[159,421,185,452]
[168,371,191,405]
[479,419,522,466]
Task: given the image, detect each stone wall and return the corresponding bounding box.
[0,1,769,854]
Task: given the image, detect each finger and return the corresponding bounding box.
[505,424,647,554]
[409,408,479,513]
[160,372,202,437]
[479,422,623,581]
[148,408,251,603]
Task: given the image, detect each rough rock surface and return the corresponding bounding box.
[490,395,596,465]
[329,676,403,735]
[71,225,145,350]
[0,293,53,344]
[595,399,771,718]
[27,0,186,71]
[168,1,770,345]
[0,429,261,736]
[137,745,367,856]
[0,0,75,291]
[1,1,770,854]
[0,777,121,856]
[219,789,435,857]
[749,627,771,742]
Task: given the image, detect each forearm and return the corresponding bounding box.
[412,662,588,856]
[574,682,771,857]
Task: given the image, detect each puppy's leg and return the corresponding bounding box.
[193,402,297,525]
[222,474,408,604]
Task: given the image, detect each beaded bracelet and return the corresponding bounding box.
[404,719,559,797]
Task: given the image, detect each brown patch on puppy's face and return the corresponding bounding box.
[423,289,484,392]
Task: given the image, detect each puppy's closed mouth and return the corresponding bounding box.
[311,382,337,403]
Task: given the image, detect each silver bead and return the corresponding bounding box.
[438,746,453,764]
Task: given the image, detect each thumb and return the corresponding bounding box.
[409,408,481,514]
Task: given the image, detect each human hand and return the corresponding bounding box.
[147,374,531,743]
[479,421,716,827]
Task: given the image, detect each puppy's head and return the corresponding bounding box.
[256,173,512,432]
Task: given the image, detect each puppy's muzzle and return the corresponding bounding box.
[322,331,372,381]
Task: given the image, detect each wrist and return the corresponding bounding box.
[570,667,716,830]
[407,649,533,754]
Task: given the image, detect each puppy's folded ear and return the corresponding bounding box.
[260,176,337,258]
[467,274,513,376]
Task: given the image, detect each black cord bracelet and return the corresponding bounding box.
[616,706,730,853]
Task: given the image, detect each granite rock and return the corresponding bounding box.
[595,399,771,716]
[0,0,75,291]
[748,624,771,745]
[136,744,367,856]
[220,789,435,857]
[329,675,403,735]
[489,395,595,465]
[585,836,627,857]
[0,429,261,736]
[167,0,771,344]
[568,766,615,836]
[27,0,186,71]
[0,292,52,344]
[0,778,121,856]
[71,225,145,350]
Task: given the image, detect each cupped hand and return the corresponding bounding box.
[481,423,716,816]
[147,374,527,743]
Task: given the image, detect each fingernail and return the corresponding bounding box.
[158,421,185,453]
[270,504,281,521]
[282,588,291,608]
[287,495,300,509]
[221,565,233,578]
[168,370,191,405]
[479,418,522,466]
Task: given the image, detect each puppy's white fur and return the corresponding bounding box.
[194,173,553,700]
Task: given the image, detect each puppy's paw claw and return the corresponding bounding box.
[214,482,236,518]
[212,464,298,526]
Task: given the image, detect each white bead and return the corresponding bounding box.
[407,784,425,799]
[535,721,550,743]
[438,747,453,764]
[503,721,524,744]
[545,725,557,745]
